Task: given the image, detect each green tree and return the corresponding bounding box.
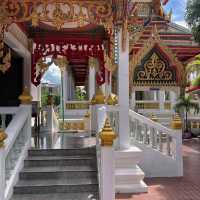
[186,54,200,74]
[174,95,200,132]
[186,0,200,43]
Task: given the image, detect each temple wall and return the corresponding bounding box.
[4,23,31,89]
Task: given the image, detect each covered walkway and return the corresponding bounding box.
[116,139,200,200]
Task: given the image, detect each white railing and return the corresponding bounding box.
[107,106,120,135]
[40,105,59,133]
[0,107,19,129]
[0,105,31,200]
[92,105,115,200]
[129,109,183,177]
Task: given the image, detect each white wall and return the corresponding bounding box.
[132,141,183,177]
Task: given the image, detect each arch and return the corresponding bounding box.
[31,37,105,86]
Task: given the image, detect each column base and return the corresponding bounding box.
[116,180,148,193]
[115,147,148,194]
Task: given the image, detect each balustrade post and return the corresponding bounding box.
[143,124,148,144]
[0,129,7,200]
[19,87,32,146]
[99,118,117,200]
[170,113,183,176]
[1,114,6,129]
[159,131,163,152]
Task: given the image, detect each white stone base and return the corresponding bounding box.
[115,147,148,194]
[116,180,148,193]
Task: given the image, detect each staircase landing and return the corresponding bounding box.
[31,131,96,150]
[11,132,99,200]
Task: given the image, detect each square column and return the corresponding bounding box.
[170,91,177,111]
[159,90,165,110]
[118,28,130,149]
[63,69,68,102]
[89,67,96,100]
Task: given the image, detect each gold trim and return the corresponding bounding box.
[99,118,117,146]
[19,87,33,104]
[94,88,105,104]
[150,114,158,122]
[106,93,118,105]
[0,129,7,148]
[171,113,182,130]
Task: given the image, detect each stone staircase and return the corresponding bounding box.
[11,147,99,200]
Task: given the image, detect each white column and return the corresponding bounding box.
[101,146,115,200]
[170,91,177,111]
[0,149,5,200]
[131,89,136,109]
[63,69,68,102]
[118,28,130,149]
[159,90,165,110]
[89,67,96,100]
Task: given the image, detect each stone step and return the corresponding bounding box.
[116,180,148,193]
[11,193,99,200]
[14,178,98,194]
[24,155,96,167]
[28,147,96,157]
[115,166,145,185]
[20,166,97,180]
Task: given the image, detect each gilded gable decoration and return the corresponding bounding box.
[133,50,177,87]
[137,53,172,81]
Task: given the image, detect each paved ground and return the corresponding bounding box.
[116,138,200,200]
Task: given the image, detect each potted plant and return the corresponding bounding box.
[174,95,200,139]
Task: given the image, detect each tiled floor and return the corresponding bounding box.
[31,131,96,149]
[116,138,200,200]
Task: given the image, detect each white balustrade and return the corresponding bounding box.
[40,106,59,133]
[129,109,183,177]
[0,105,31,200]
[92,104,116,200]
[0,107,18,129]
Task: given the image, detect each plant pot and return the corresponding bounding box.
[183,131,192,139]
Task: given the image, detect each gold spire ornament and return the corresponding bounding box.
[99,118,117,146]
[90,95,96,105]
[94,87,105,104]
[150,114,158,122]
[0,129,7,148]
[84,111,90,118]
[171,113,182,129]
[106,93,118,105]
[19,87,33,104]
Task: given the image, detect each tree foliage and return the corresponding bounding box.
[174,95,200,131]
[186,0,200,43]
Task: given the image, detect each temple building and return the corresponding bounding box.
[0,1,200,200]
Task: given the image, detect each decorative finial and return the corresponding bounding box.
[84,111,90,118]
[90,95,96,105]
[106,94,118,105]
[94,87,105,104]
[0,129,7,148]
[19,87,32,104]
[171,113,182,129]
[99,118,117,146]
[150,114,158,122]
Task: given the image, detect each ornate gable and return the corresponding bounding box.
[133,47,177,87]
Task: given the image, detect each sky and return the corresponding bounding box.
[164,0,187,27]
[42,0,188,85]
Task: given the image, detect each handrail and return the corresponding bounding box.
[0,105,31,200]
[5,106,29,156]
[129,109,172,135]
[0,107,18,114]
